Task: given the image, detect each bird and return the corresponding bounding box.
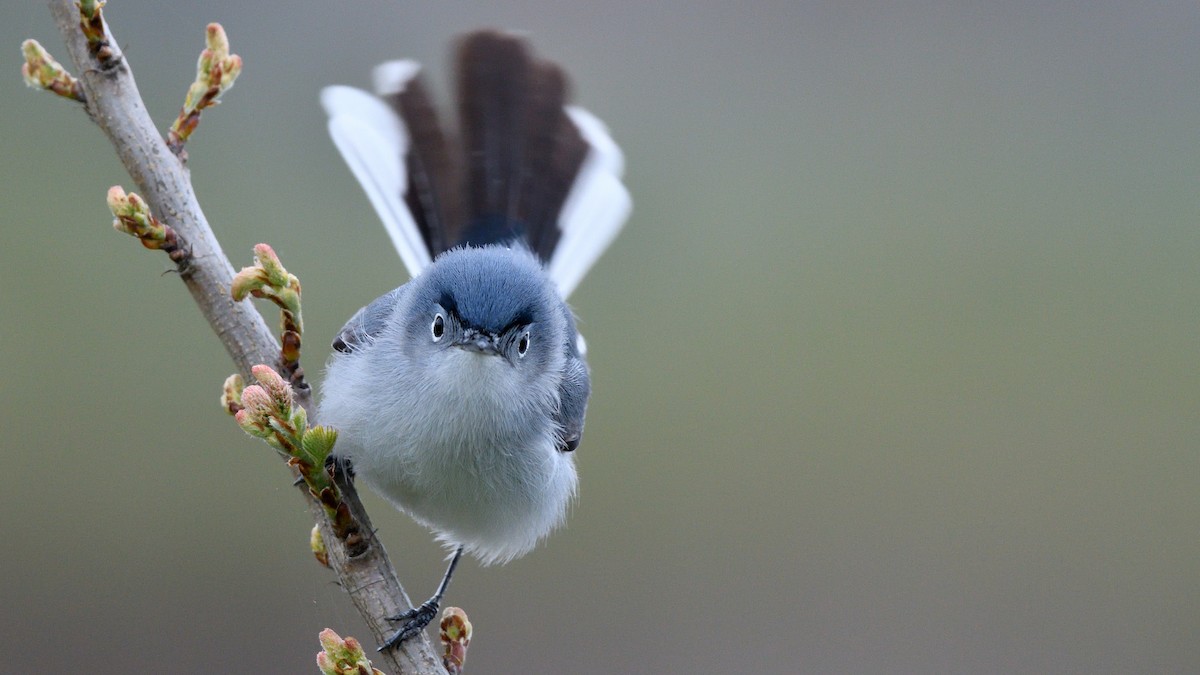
[317,30,631,649]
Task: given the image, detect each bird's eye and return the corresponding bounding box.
[517,331,530,357]
[431,313,445,341]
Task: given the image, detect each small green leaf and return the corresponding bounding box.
[301,425,338,466]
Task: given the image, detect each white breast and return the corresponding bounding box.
[321,347,577,565]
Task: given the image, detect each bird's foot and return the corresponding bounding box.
[379,599,439,650]
[326,453,355,480]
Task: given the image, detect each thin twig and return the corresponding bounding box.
[42,2,441,672]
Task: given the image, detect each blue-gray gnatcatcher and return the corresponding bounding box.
[318,31,631,648]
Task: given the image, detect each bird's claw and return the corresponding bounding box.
[379,600,439,650]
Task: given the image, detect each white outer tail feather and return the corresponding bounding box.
[321,65,432,278]
[549,106,632,298]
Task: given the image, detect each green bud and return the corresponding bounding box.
[21,39,83,101]
[300,425,337,468]
[77,0,106,20]
[230,266,267,301]
[220,373,244,414]
[254,244,288,287]
[310,525,329,568]
[316,629,382,675]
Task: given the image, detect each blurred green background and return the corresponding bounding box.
[3,1,1198,672]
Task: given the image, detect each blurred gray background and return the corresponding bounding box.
[3,1,1198,673]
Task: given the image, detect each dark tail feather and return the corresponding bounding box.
[522,61,588,259]
[457,31,529,245]
[453,30,587,261]
[382,74,461,256]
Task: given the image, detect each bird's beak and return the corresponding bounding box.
[454,329,501,355]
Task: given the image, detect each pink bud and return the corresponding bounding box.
[238,384,272,416]
[318,627,342,653]
[106,185,127,210]
[253,243,278,265]
[234,408,265,435]
[253,243,287,285]
[251,365,292,408]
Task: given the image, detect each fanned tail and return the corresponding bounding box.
[321,29,631,297]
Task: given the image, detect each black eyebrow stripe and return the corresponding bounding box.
[501,310,535,334]
[438,291,533,334]
[437,291,459,317]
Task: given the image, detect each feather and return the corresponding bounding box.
[549,106,633,298]
[523,62,589,260]
[321,66,433,278]
[377,62,461,256]
[455,31,531,248]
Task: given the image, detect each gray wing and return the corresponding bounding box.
[332,286,406,354]
[554,307,590,452]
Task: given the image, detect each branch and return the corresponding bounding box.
[41,2,442,672]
